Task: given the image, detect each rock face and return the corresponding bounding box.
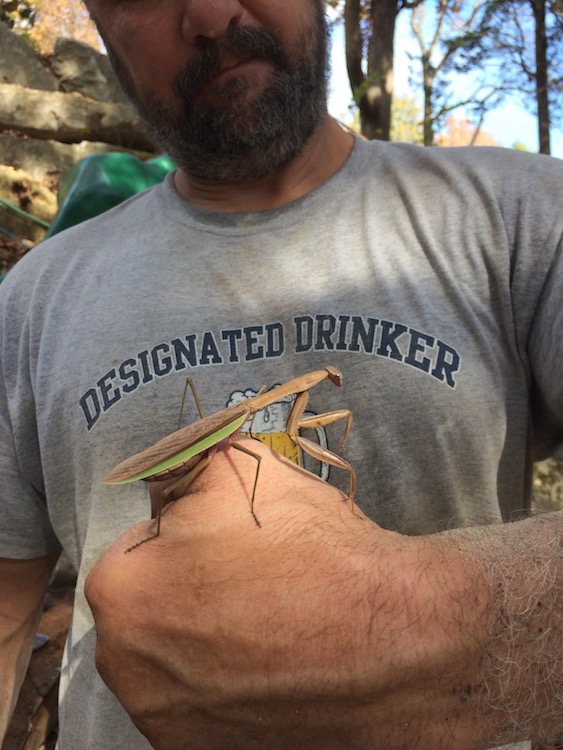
[0,83,155,151]
[50,37,131,104]
[0,23,58,90]
[0,26,160,250]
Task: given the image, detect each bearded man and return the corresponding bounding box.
[1,2,561,749]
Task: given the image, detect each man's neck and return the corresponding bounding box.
[173,116,355,213]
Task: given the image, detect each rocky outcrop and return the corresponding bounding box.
[0,83,155,151]
[0,26,160,250]
[50,37,131,103]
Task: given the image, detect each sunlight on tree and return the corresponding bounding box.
[435,116,500,147]
[0,0,35,29]
[7,0,102,53]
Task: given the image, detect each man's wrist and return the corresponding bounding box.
[447,513,563,744]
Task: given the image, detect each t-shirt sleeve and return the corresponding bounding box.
[0,285,61,559]
[509,154,563,458]
[527,226,563,459]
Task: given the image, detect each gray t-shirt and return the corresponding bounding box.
[1,138,561,748]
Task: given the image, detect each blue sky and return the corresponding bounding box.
[327,16,563,159]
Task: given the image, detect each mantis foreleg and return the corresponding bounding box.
[178,377,206,429]
[286,390,356,504]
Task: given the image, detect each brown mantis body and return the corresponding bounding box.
[104,366,356,544]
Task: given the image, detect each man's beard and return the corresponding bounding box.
[106,7,329,183]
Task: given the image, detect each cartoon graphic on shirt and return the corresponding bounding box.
[226,385,330,481]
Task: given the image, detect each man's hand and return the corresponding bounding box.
[85,440,562,750]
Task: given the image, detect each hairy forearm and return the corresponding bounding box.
[0,554,58,743]
[448,512,562,744]
[365,511,562,749]
[0,611,41,741]
[358,511,562,749]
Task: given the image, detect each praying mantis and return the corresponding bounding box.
[104,366,356,545]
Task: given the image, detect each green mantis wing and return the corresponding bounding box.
[104,412,248,484]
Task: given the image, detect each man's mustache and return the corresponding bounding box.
[174,25,286,101]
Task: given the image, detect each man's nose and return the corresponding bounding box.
[181,0,245,44]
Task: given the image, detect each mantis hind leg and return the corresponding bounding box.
[231,442,262,528]
[125,454,214,553]
[152,453,215,517]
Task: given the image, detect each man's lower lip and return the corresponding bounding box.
[212,58,267,85]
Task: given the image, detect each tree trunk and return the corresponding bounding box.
[423,78,434,146]
[364,0,398,140]
[530,0,551,154]
[344,0,398,141]
[344,0,365,100]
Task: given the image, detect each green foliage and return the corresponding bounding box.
[351,71,382,106]
[532,459,563,513]
[391,95,424,144]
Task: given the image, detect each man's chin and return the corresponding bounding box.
[170,139,302,183]
[194,75,271,117]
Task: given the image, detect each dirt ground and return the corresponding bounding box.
[0,234,30,276]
